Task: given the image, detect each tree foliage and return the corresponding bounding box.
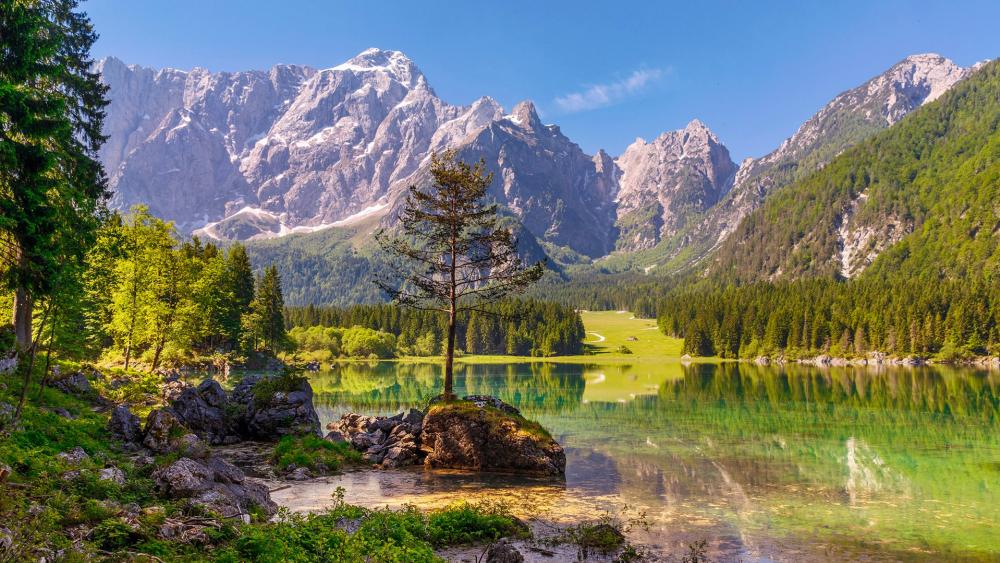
[375,152,544,396]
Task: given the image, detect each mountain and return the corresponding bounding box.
[98,50,985,305]
[705,57,1000,283]
[443,101,620,257]
[99,49,621,257]
[612,53,977,274]
[614,119,736,252]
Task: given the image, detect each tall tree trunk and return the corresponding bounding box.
[123,267,139,370]
[444,228,457,399]
[445,304,456,398]
[12,303,50,427]
[12,287,32,352]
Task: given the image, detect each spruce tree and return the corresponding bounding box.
[375,151,544,398]
[0,0,109,352]
[248,266,286,353]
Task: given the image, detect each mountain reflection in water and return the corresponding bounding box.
[281,361,1000,561]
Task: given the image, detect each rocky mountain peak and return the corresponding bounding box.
[614,120,736,251]
[325,47,423,88]
[508,100,542,129]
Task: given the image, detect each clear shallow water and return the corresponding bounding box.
[280,361,1000,561]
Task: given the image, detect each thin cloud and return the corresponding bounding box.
[554,67,668,113]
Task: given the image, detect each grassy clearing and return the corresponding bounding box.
[327,310,692,365]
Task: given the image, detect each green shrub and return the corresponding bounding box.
[252,371,309,405]
[426,501,527,547]
[91,518,137,550]
[272,435,360,472]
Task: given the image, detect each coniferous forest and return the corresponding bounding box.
[285,300,585,358]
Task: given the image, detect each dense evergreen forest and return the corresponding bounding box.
[285,300,585,358]
[657,279,999,359]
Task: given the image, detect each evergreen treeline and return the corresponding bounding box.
[285,299,585,357]
[48,206,288,369]
[657,278,1000,359]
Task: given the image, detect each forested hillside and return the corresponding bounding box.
[243,226,385,306]
[656,59,1000,359]
[707,59,1000,283]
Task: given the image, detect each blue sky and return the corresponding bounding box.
[86,0,1000,159]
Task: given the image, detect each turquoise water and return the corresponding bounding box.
[283,362,1000,561]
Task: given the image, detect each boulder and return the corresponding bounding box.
[108,405,143,445]
[99,467,126,485]
[485,539,525,563]
[176,433,210,459]
[162,378,192,402]
[171,379,239,445]
[286,467,312,481]
[230,374,321,439]
[154,456,276,520]
[331,410,424,469]
[324,430,348,443]
[52,372,92,396]
[142,409,187,454]
[56,446,90,465]
[401,408,424,428]
[420,399,565,475]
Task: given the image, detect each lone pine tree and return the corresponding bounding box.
[375,151,544,398]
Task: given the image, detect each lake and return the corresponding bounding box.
[272,361,1000,561]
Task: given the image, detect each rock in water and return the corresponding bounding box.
[420,399,565,475]
[230,374,321,439]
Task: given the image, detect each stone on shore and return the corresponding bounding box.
[170,379,240,445]
[230,374,321,439]
[330,397,564,475]
[154,456,276,521]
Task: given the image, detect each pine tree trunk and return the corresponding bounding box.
[12,288,32,352]
[445,305,456,398]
